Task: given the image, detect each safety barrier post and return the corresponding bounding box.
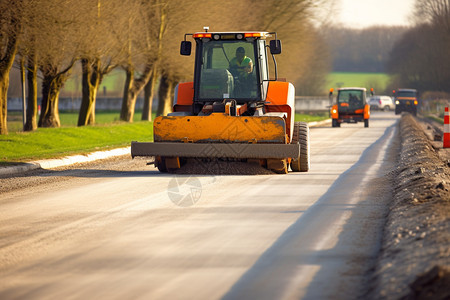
[444,107,450,148]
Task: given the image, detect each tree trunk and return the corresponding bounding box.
[156,75,174,117]
[78,58,100,126]
[0,76,8,135]
[120,67,136,122]
[38,61,74,128]
[38,74,62,128]
[120,61,154,122]
[0,15,19,135]
[24,54,38,131]
[142,68,158,121]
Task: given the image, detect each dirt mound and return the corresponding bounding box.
[369,114,450,299]
[407,265,450,300]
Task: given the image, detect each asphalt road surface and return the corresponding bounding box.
[0,112,400,299]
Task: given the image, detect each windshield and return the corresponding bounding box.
[337,90,364,106]
[397,91,416,98]
[198,40,258,100]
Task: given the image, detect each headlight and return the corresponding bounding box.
[236,33,244,40]
[213,34,220,40]
[332,109,337,114]
[395,100,399,105]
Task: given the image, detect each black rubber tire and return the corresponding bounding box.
[156,156,168,173]
[364,119,369,128]
[291,122,301,172]
[291,122,310,172]
[299,122,310,172]
[332,119,337,127]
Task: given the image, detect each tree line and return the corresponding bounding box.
[386,0,450,94]
[322,26,408,73]
[0,0,331,135]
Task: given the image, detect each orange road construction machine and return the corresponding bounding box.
[329,87,372,128]
[131,29,310,174]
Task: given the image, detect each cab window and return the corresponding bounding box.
[198,40,258,100]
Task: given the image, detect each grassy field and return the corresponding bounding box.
[62,69,126,98]
[62,71,393,99]
[1,112,328,163]
[327,72,391,93]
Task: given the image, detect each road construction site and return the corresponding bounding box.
[0,111,448,299]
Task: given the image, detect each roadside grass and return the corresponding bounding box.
[328,72,391,93]
[295,112,329,122]
[425,115,444,125]
[1,120,153,163]
[1,112,327,163]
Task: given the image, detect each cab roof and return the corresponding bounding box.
[338,87,367,92]
[192,32,271,39]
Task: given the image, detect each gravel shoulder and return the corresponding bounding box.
[369,113,450,300]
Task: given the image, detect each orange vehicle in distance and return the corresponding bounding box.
[330,87,372,128]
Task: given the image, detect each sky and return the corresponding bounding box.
[338,0,416,28]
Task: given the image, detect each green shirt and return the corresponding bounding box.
[229,56,252,79]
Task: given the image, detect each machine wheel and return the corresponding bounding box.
[364,119,369,128]
[156,156,168,173]
[384,106,390,111]
[291,122,310,172]
[332,119,337,127]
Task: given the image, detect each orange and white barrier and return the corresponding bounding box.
[444,107,450,148]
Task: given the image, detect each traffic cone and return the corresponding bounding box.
[444,107,450,148]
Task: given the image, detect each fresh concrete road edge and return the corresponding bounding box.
[0,119,331,176]
[0,147,131,176]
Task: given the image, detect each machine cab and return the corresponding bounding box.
[180,31,281,114]
[194,33,268,102]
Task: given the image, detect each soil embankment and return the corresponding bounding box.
[369,114,450,299]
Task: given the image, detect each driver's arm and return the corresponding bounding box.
[245,60,253,74]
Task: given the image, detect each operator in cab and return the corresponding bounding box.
[229,47,253,81]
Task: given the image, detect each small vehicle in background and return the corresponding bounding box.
[368,95,395,111]
[330,87,371,128]
[393,88,419,116]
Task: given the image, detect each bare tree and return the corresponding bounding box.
[141,0,170,121]
[0,1,21,135]
[387,0,450,93]
[18,0,42,132]
[36,0,80,128]
[250,0,329,94]
[118,0,160,122]
[414,0,450,33]
[76,0,120,126]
